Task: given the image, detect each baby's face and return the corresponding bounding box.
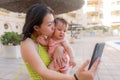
[53,22,67,40]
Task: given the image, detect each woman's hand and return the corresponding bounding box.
[75,58,100,80]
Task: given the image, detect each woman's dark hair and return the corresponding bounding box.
[22,4,54,40]
[54,17,68,27]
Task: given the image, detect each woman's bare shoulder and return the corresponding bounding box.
[22,37,37,46]
[21,38,34,44]
[20,38,38,61]
[21,38,37,50]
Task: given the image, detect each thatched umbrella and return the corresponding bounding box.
[0,0,84,14]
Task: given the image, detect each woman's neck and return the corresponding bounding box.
[33,31,38,37]
[31,32,39,41]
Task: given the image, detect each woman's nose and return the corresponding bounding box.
[52,25,55,30]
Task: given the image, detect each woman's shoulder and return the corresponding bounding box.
[21,38,34,44]
[20,38,38,54]
[21,38,37,48]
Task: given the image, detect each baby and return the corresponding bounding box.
[37,17,76,73]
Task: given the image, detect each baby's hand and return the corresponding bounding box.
[69,58,76,67]
[36,36,44,43]
[36,35,48,46]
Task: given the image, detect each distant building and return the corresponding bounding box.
[86,0,120,27]
[86,0,102,27]
[57,8,87,28]
[111,0,120,27]
[0,8,25,35]
[0,0,120,34]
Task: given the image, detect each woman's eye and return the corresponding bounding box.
[48,23,52,26]
[48,22,54,27]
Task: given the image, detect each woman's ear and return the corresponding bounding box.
[33,25,40,31]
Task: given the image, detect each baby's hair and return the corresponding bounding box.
[54,17,68,27]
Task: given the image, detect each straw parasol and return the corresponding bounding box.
[0,0,84,14]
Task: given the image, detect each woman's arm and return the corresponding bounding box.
[21,38,100,80]
[20,38,74,80]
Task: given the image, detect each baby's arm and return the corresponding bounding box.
[61,40,76,67]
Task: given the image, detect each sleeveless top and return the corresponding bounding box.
[25,36,51,80]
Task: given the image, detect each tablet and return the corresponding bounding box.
[88,43,105,70]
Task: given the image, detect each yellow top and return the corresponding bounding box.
[25,35,51,80]
[25,44,51,80]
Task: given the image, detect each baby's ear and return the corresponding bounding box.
[33,25,40,31]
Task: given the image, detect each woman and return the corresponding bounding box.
[21,4,100,80]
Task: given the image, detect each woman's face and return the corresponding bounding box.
[38,13,55,37]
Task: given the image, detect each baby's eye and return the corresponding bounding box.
[64,30,66,32]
